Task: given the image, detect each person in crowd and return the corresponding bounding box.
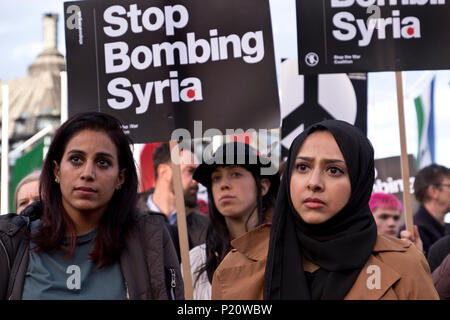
[428,234,450,299]
[400,164,450,255]
[14,170,41,214]
[369,192,403,237]
[428,234,450,273]
[212,120,438,300]
[136,142,209,261]
[369,192,423,252]
[0,112,183,300]
[189,142,279,300]
[431,253,450,300]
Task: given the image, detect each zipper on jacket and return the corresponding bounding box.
[169,267,176,300]
[125,281,130,300]
[0,238,11,272]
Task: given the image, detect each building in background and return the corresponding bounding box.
[0,13,65,212]
[0,13,64,149]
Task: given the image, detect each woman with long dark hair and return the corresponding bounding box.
[0,112,183,300]
[187,142,279,299]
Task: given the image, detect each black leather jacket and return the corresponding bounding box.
[0,202,184,300]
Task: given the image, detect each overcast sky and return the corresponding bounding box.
[0,0,449,168]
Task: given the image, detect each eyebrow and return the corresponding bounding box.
[67,149,115,158]
[296,156,345,164]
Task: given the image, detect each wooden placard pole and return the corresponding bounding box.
[395,71,414,234]
[169,140,193,300]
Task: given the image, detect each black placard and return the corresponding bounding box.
[64,0,280,143]
[296,0,450,74]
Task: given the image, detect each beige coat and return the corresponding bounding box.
[211,224,439,300]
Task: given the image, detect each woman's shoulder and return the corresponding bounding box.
[347,235,438,299]
[189,243,206,257]
[373,235,430,271]
[188,244,207,280]
[372,235,439,299]
[132,209,167,227]
[230,224,271,252]
[220,224,271,270]
[374,235,424,260]
[212,226,270,300]
[189,244,207,269]
[128,209,172,244]
[374,234,411,251]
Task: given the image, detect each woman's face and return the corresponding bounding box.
[290,130,351,224]
[211,165,259,222]
[53,129,125,218]
[16,180,40,214]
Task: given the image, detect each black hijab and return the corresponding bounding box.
[263,120,377,300]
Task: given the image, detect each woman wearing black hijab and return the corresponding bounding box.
[211,120,438,299]
[263,120,438,300]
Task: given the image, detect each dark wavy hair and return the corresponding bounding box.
[414,164,450,203]
[196,166,278,284]
[31,112,138,268]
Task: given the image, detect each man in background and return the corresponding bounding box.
[370,192,423,252]
[398,164,450,256]
[137,142,209,261]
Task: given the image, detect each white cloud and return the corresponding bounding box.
[368,98,419,161]
[0,24,8,36]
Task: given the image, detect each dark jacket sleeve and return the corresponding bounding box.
[0,213,29,300]
[432,253,450,300]
[428,235,450,273]
[136,188,154,213]
[0,240,9,300]
[161,223,185,300]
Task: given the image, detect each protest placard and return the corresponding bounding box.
[296,0,450,74]
[64,0,280,143]
[64,0,280,299]
[294,0,450,233]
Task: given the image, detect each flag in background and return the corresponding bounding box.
[414,76,436,169]
[9,140,44,211]
[138,142,161,192]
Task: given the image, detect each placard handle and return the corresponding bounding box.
[169,140,193,300]
[395,71,414,234]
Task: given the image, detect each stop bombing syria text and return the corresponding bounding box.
[331,0,446,47]
[99,3,265,114]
